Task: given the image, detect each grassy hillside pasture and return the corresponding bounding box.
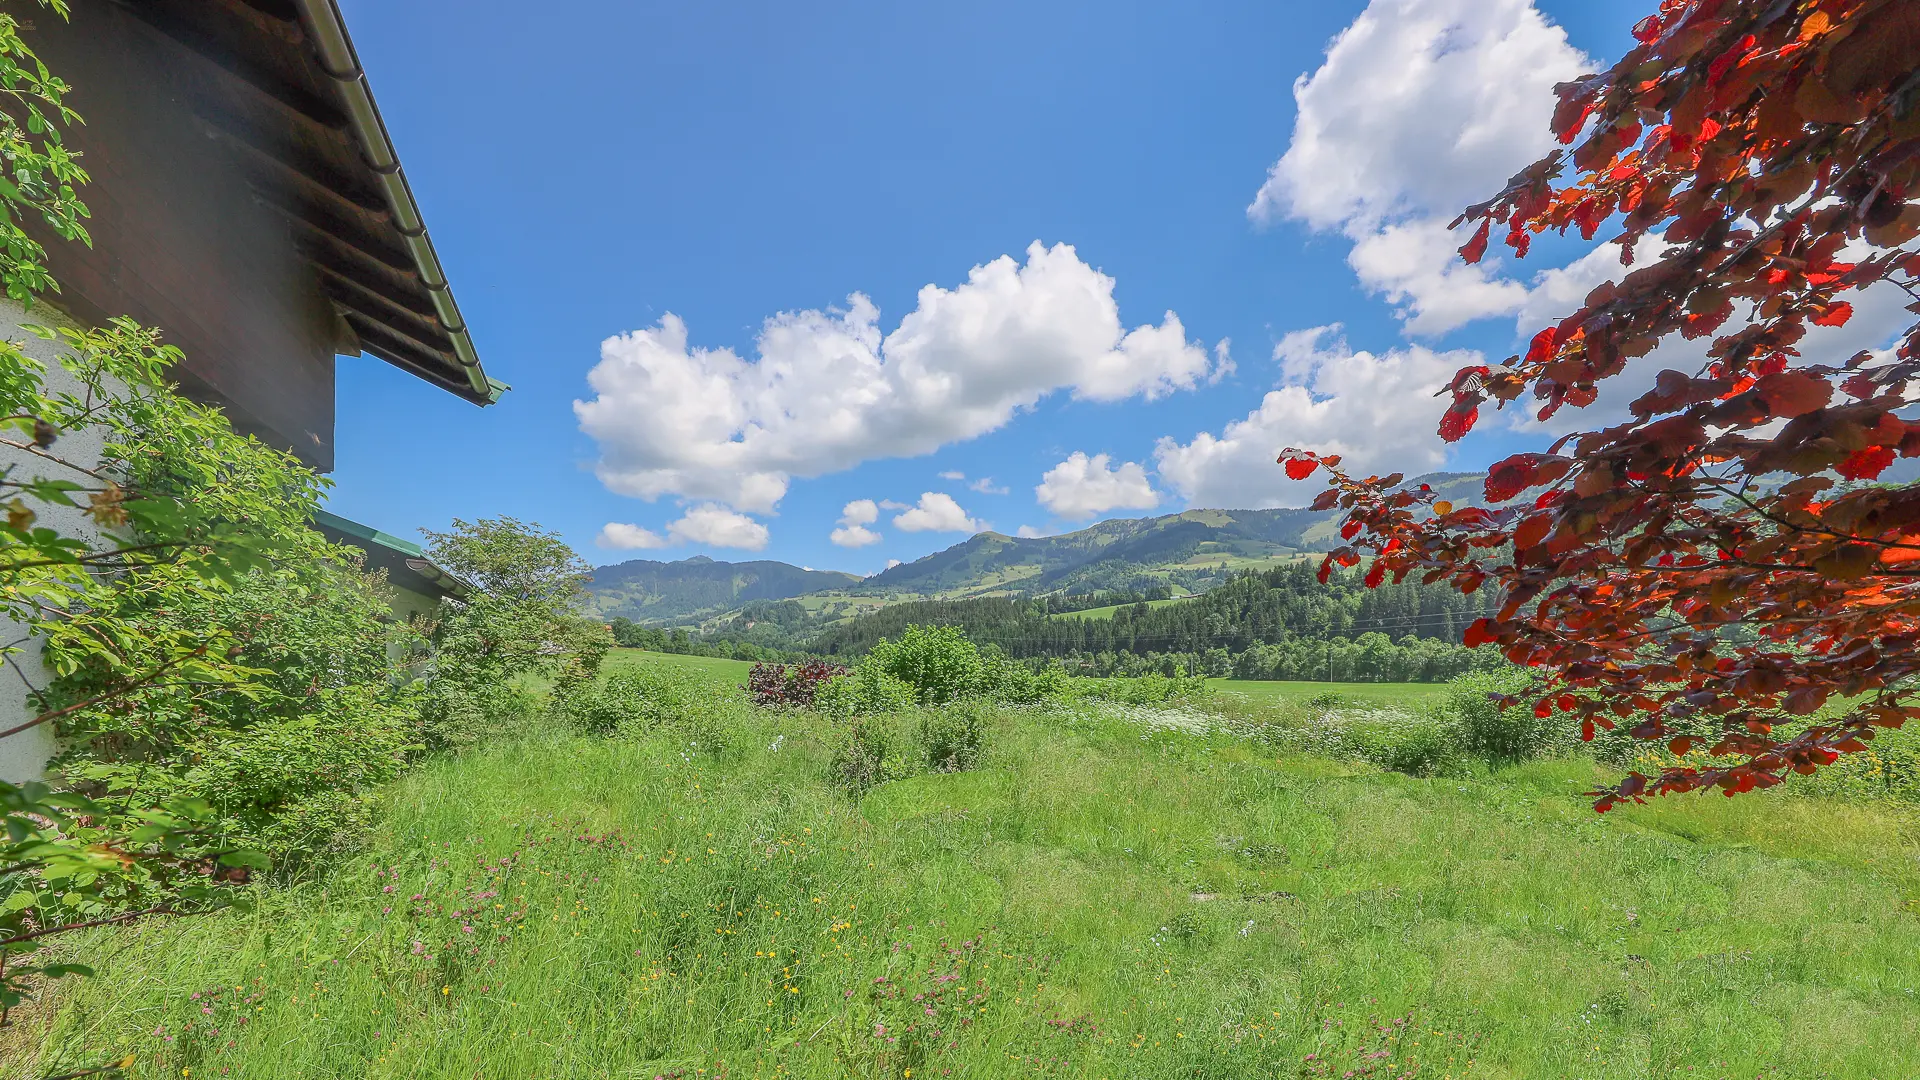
[20,662,1920,1079]
[600,647,754,688]
[1050,597,1194,621]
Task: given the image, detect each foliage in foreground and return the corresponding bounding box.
[20,686,1920,1079]
[0,3,273,1022]
[1293,0,1920,811]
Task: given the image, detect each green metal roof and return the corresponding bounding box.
[312,510,473,600]
[313,509,426,557]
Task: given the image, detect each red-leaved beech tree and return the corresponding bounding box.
[1284,0,1920,811]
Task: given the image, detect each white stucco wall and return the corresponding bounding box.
[0,297,110,784]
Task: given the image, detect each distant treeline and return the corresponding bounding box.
[609,563,1504,683]
[812,563,1492,655]
[608,619,804,662]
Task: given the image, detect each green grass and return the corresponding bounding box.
[600,647,755,688]
[19,691,1920,1078]
[1211,679,1448,709]
[1050,598,1193,621]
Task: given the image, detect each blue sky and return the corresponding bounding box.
[321,0,1674,572]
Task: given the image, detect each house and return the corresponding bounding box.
[0,0,495,781]
[313,509,473,626]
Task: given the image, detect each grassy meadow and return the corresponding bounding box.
[1048,598,1194,621]
[600,648,754,688]
[13,652,1920,1079]
[1210,679,1446,710]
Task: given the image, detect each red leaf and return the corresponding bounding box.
[1837,445,1895,480]
[1459,218,1492,265]
[1812,302,1854,327]
[1514,514,1553,551]
[1438,405,1479,442]
[1754,371,1833,418]
[1283,456,1318,481]
[1485,455,1541,502]
[1783,687,1829,716]
[1308,488,1340,511]
[1524,327,1559,365]
[1463,617,1492,649]
[1364,560,1386,589]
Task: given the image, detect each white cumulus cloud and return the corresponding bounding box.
[892,492,984,534]
[576,242,1218,513]
[830,499,884,548]
[597,522,670,550]
[1155,326,1471,509]
[1249,0,1591,334]
[1035,452,1161,519]
[596,506,771,552]
[665,505,770,551]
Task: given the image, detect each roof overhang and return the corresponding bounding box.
[313,509,475,602]
[114,0,503,405]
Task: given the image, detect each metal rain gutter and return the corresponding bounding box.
[291,0,500,404]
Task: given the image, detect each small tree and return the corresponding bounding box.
[1288,0,1920,810]
[418,518,608,749]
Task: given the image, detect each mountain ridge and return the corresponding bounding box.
[586,472,1484,624]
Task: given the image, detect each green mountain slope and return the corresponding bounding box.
[584,473,1485,626]
[855,472,1485,599]
[586,556,861,623]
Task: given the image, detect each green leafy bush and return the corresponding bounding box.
[47,434,424,871]
[1337,709,1460,776]
[1076,670,1208,706]
[1444,668,1557,765]
[919,700,987,772]
[829,712,918,793]
[827,702,989,793]
[867,625,986,705]
[982,653,1071,705]
[557,663,737,758]
[814,665,919,721]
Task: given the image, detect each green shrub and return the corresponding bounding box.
[867,625,985,705]
[1339,709,1460,776]
[1077,670,1207,706]
[1443,668,1557,766]
[556,664,734,755]
[815,665,919,721]
[920,701,987,772]
[827,701,991,793]
[983,655,1071,705]
[830,712,919,793]
[51,556,425,871]
[420,519,608,752]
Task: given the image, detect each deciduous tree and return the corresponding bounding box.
[1287,0,1920,811]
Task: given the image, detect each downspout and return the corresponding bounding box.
[290,0,499,403]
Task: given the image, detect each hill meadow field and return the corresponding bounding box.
[13,649,1920,1080]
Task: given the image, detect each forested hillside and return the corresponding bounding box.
[858,473,1484,599]
[586,555,860,622]
[810,562,1500,681]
